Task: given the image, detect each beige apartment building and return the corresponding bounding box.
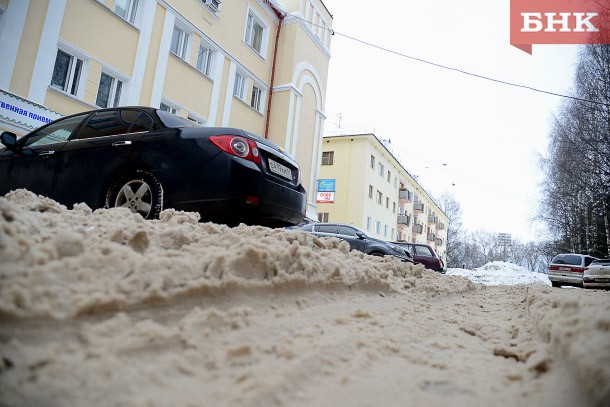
[316,134,448,261]
[0,0,332,220]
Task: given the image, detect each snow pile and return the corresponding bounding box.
[447,261,551,286]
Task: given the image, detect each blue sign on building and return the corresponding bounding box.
[317,179,336,192]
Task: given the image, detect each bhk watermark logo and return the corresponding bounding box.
[510,0,609,54]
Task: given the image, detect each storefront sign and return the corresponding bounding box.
[316,191,335,203]
[317,179,336,192]
[0,89,62,132]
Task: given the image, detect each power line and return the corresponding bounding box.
[289,14,609,107]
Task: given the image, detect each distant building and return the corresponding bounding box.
[316,133,448,261]
[0,0,332,220]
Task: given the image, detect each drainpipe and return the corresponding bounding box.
[264,3,285,139]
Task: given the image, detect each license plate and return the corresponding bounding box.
[268,158,292,180]
[559,267,571,272]
[596,278,609,283]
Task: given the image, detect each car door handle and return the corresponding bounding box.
[112,141,132,147]
[38,150,55,156]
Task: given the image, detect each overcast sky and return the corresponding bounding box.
[320,0,580,242]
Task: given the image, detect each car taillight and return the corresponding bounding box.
[209,135,261,165]
[548,265,559,271]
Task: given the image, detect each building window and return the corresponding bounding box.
[51,49,83,96]
[377,163,384,176]
[393,202,396,213]
[386,197,389,208]
[375,220,381,235]
[318,212,329,222]
[114,0,138,24]
[391,228,395,239]
[250,84,263,111]
[366,216,372,231]
[394,177,397,188]
[171,24,189,60]
[245,12,265,54]
[200,0,221,13]
[368,185,373,199]
[321,151,334,165]
[233,72,246,99]
[370,155,375,169]
[376,191,382,204]
[160,102,177,114]
[196,44,213,76]
[384,225,388,237]
[96,72,122,108]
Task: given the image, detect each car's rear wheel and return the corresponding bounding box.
[106,171,164,219]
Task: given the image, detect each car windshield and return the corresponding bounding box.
[552,254,583,265]
[156,110,195,128]
[591,259,610,266]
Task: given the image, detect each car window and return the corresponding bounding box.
[592,259,610,266]
[339,226,359,237]
[552,254,583,265]
[76,110,150,140]
[315,224,338,234]
[23,114,89,147]
[584,257,597,267]
[123,110,153,133]
[415,245,433,256]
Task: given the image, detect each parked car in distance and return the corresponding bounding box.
[300,223,413,263]
[0,106,306,226]
[547,253,599,288]
[583,258,610,289]
[391,241,446,273]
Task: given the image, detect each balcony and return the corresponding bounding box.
[436,238,443,246]
[413,224,423,234]
[414,202,424,212]
[427,215,438,224]
[398,189,412,201]
[397,214,410,226]
[427,233,436,242]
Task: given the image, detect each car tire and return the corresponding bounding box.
[106,171,164,219]
[369,252,384,257]
[551,281,561,288]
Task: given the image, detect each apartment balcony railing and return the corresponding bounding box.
[427,233,436,242]
[428,215,438,224]
[436,238,444,246]
[397,214,411,226]
[413,224,423,234]
[414,202,424,212]
[437,222,445,230]
[398,189,412,201]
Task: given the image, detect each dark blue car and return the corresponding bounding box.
[0,106,306,226]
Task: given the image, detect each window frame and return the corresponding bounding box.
[250,84,263,112]
[170,23,190,61]
[96,71,123,109]
[114,0,139,24]
[196,43,214,77]
[160,101,179,115]
[321,151,334,165]
[233,72,247,100]
[50,48,85,98]
[244,10,268,56]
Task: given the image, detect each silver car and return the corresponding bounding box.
[548,253,598,288]
[583,259,610,289]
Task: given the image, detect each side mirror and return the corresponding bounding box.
[356,231,365,239]
[1,131,18,148]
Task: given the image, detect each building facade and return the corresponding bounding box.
[0,0,332,220]
[316,134,448,261]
